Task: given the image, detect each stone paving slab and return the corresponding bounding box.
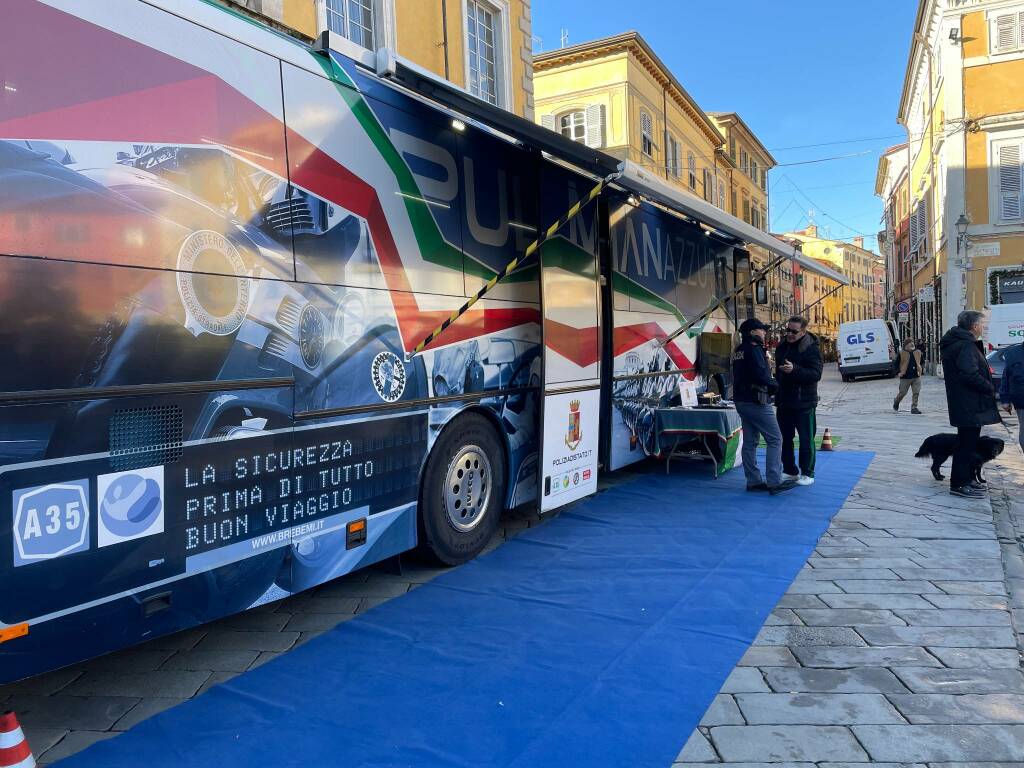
[851,724,1024,762]
[708,725,869,762]
[857,626,1018,648]
[792,646,942,668]
[819,594,938,610]
[753,627,868,647]
[893,609,1013,626]
[7,694,138,731]
[892,667,1024,694]
[886,693,1024,724]
[794,609,907,626]
[734,693,906,725]
[927,647,1023,668]
[763,667,909,694]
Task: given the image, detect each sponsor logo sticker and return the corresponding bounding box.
[371,351,407,403]
[12,480,90,567]
[96,466,165,547]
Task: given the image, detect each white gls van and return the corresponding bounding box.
[837,319,899,381]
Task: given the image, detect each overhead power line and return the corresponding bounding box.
[768,133,906,152]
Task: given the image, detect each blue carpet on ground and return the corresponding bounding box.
[60,450,872,768]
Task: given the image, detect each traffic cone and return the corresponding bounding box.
[820,427,834,452]
[0,711,35,768]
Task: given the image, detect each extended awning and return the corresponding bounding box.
[616,161,850,286]
[363,44,850,288]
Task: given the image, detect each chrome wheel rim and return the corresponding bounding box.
[443,446,492,532]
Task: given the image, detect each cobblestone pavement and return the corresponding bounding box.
[675,367,1024,767]
[4,367,1022,766]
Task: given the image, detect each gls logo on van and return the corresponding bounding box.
[846,332,876,345]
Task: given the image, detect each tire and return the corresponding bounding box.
[841,374,852,382]
[418,413,506,565]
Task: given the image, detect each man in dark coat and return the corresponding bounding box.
[999,338,1024,456]
[732,318,795,495]
[939,310,1001,499]
[775,315,824,485]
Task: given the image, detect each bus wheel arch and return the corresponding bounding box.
[417,409,507,566]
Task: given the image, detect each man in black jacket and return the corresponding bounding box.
[775,315,824,486]
[940,310,1001,499]
[732,318,795,495]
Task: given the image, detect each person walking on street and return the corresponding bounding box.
[731,318,796,495]
[939,310,1001,499]
[917,338,927,366]
[998,338,1024,456]
[893,339,924,414]
[775,315,824,487]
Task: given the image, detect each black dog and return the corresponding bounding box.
[915,434,1005,483]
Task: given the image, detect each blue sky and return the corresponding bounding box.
[532,0,919,251]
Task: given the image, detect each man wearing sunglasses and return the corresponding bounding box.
[774,316,824,486]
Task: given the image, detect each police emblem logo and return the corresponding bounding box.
[371,351,407,403]
[565,399,582,450]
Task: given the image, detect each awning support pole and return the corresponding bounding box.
[406,170,621,360]
[791,283,844,329]
[657,252,792,349]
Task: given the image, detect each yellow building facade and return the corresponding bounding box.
[781,226,884,340]
[218,0,536,118]
[533,33,735,212]
[899,0,1024,349]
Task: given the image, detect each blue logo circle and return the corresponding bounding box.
[100,474,162,537]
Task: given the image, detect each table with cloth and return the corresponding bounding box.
[653,406,744,477]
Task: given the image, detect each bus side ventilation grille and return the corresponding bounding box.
[109,405,184,471]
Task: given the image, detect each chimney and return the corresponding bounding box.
[853,236,864,249]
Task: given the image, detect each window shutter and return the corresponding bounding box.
[584,104,605,148]
[703,169,713,202]
[541,114,556,131]
[995,13,1016,52]
[909,201,920,250]
[1019,12,1024,49]
[998,142,1023,220]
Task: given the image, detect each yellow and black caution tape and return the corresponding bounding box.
[407,171,620,359]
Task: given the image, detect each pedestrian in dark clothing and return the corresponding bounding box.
[939,310,1001,499]
[893,339,923,413]
[998,340,1024,456]
[775,315,824,486]
[732,318,795,495]
[916,338,927,363]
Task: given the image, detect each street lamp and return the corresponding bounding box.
[955,213,970,254]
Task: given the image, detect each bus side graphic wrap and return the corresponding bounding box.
[0,0,577,681]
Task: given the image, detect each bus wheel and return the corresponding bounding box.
[419,413,505,566]
[841,374,852,382]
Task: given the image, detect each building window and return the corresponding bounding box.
[742,196,751,224]
[703,169,714,202]
[739,148,749,175]
[751,206,761,229]
[730,189,737,216]
[560,111,586,143]
[467,0,500,106]
[760,169,768,191]
[667,135,681,177]
[728,135,736,162]
[687,152,697,190]
[718,179,726,210]
[325,0,375,49]
[750,159,758,182]
[991,11,1024,55]
[994,137,1023,221]
[640,111,654,157]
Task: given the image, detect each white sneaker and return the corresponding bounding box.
[796,475,815,486]
[783,472,800,482]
